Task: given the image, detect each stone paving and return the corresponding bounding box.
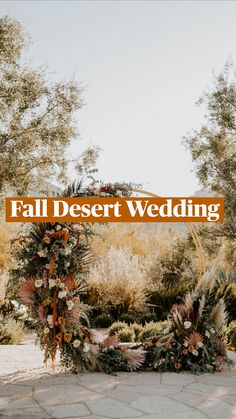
[0,344,236,418]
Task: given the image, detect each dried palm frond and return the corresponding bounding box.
[186,332,203,347]
[123,348,146,371]
[19,277,36,304]
[211,298,228,331]
[103,335,119,348]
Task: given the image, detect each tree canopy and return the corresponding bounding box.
[0,16,83,196]
[184,63,236,240]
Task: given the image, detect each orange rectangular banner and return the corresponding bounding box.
[5,197,224,223]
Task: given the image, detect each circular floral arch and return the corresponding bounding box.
[11,180,231,374]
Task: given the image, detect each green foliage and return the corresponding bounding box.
[224,283,236,321]
[224,320,236,351]
[0,16,86,196]
[93,314,113,328]
[97,348,127,374]
[184,61,236,239]
[0,315,24,344]
[119,313,136,324]
[148,282,188,320]
[140,313,158,325]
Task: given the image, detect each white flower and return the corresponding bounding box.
[66,300,74,311]
[44,327,50,334]
[47,315,53,327]
[183,340,189,347]
[55,224,62,231]
[197,341,204,348]
[65,261,70,267]
[205,330,210,338]
[83,342,90,353]
[72,339,81,348]
[37,249,48,257]
[192,349,199,356]
[64,247,72,256]
[49,279,56,289]
[184,321,192,329]
[58,290,67,299]
[35,279,43,288]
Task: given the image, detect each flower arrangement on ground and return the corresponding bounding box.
[142,266,234,373]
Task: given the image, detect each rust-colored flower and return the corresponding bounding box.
[55,230,70,243]
[174,362,181,369]
[63,275,77,291]
[64,333,72,343]
[41,299,51,307]
[188,345,194,353]
[58,316,65,327]
[43,235,51,244]
[165,343,172,350]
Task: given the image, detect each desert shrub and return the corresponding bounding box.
[119,313,136,324]
[0,315,24,344]
[0,222,13,271]
[224,321,236,351]
[148,236,198,288]
[93,313,113,328]
[91,224,181,260]
[117,326,135,343]
[131,323,143,340]
[140,312,158,325]
[148,282,188,320]
[87,247,147,318]
[139,321,170,342]
[0,270,9,305]
[109,321,128,336]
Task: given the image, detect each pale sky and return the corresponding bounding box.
[1,1,236,195]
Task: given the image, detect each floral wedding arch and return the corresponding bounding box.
[11,180,232,374]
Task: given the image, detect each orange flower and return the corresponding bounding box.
[174,362,181,369]
[64,333,72,343]
[188,345,194,353]
[58,316,65,327]
[55,230,70,243]
[55,278,61,286]
[42,299,51,307]
[43,235,51,244]
[165,343,172,350]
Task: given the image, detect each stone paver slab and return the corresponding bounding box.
[130,394,196,414]
[34,383,104,406]
[86,397,144,417]
[44,402,91,417]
